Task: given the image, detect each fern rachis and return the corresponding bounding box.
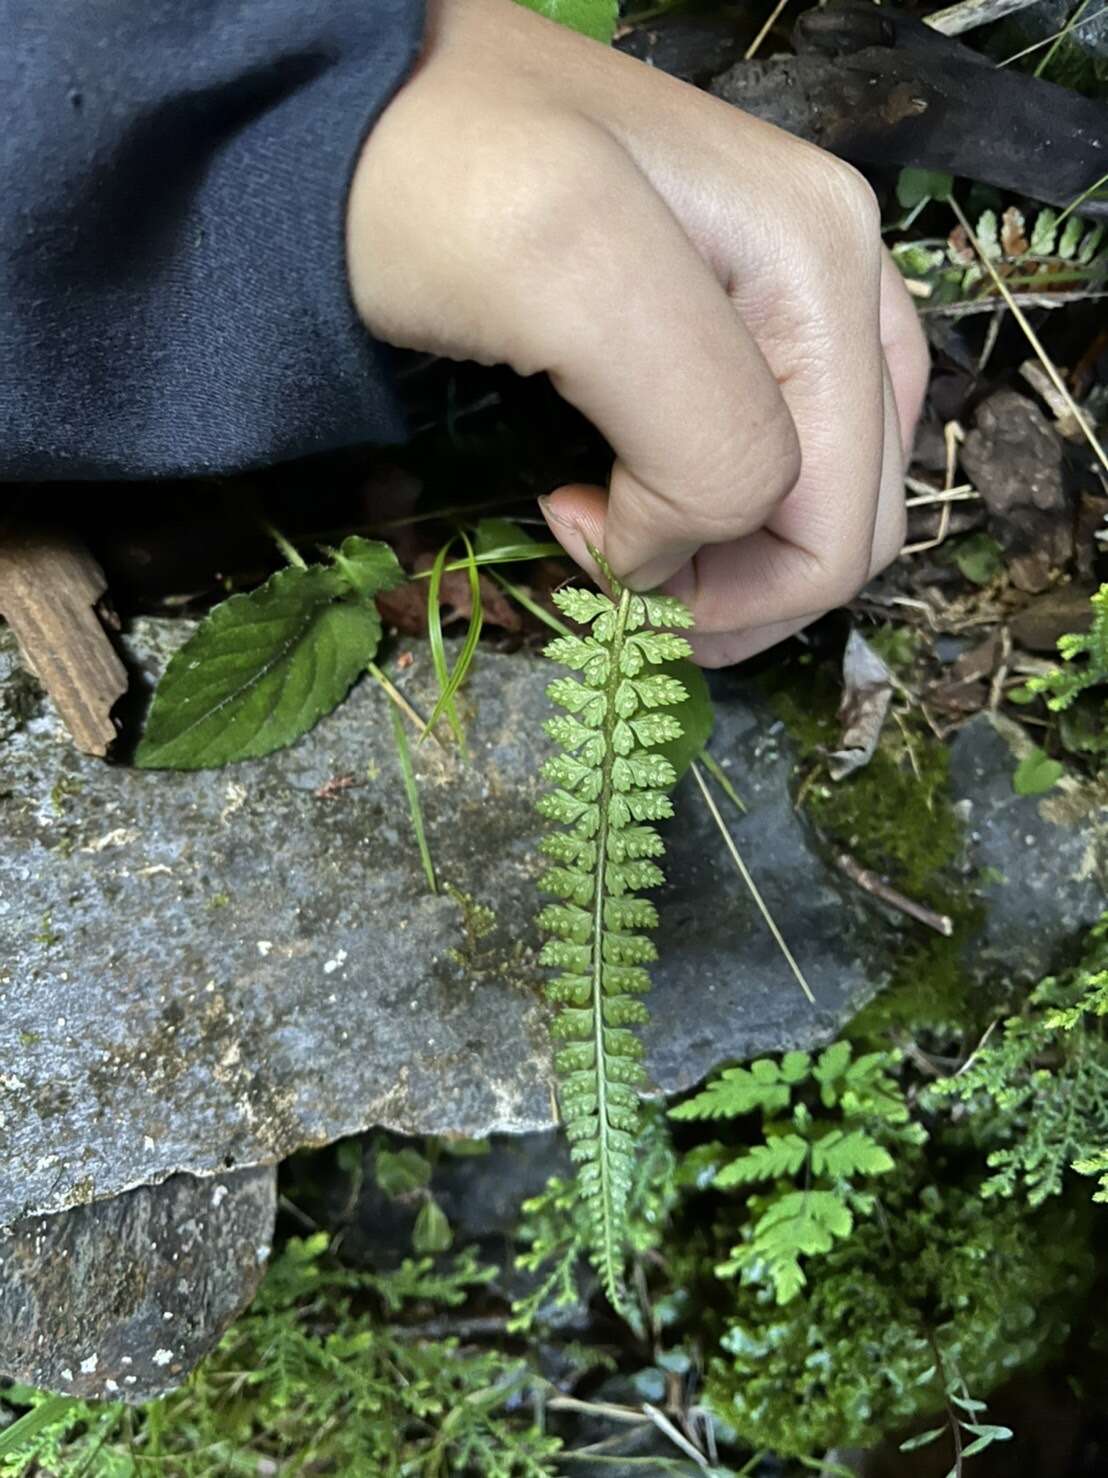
[537,575,693,1313]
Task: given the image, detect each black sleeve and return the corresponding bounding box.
[0,0,426,480]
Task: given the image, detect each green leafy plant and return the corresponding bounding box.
[536,572,694,1315]
[1027,582,1108,711]
[513,0,619,44]
[136,536,405,769]
[1012,744,1064,796]
[509,1105,681,1332]
[0,1236,564,1478]
[699,1175,1085,1461]
[892,203,1106,305]
[667,1036,1096,1462]
[931,913,1108,1206]
[671,1043,925,1302]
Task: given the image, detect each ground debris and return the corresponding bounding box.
[959,389,1071,593]
[0,522,127,756]
[829,629,895,780]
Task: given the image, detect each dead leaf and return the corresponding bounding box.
[1000,206,1028,257]
[376,558,522,637]
[1010,587,1095,653]
[927,633,1000,717]
[828,629,894,781]
[0,524,127,756]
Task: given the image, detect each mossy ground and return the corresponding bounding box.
[763,650,989,1039]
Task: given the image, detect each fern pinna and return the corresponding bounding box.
[536,572,694,1314]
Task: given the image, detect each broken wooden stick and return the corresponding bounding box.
[834,851,955,936]
[0,523,127,757]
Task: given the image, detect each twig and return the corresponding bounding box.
[921,289,1108,317]
[901,422,964,555]
[988,627,1012,714]
[833,852,954,936]
[698,750,747,813]
[997,0,1108,67]
[950,1017,1001,1079]
[745,0,792,59]
[367,659,439,743]
[1057,168,1108,228]
[641,1404,712,1472]
[927,0,1043,35]
[691,761,816,1003]
[1033,0,1094,77]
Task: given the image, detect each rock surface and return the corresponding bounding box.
[0,1166,274,1401]
[950,714,1108,980]
[2,621,1106,1240]
[2,619,886,1230]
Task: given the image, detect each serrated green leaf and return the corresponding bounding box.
[655,659,714,779]
[1013,746,1064,796]
[1031,207,1059,255]
[376,1147,432,1197]
[513,0,618,42]
[810,1129,895,1179]
[473,517,538,555]
[330,535,406,600]
[896,167,953,208]
[136,565,382,769]
[412,1197,453,1254]
[712,1134,809,1187]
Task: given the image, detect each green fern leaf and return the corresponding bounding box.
[538,574,693,1315]
[810,1128,895,1180]
[719,1190,854,1303]
[712,1134,810,1187]
[1028,585,1108,711]
[670,1053,810,1121]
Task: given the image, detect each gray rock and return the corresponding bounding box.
[949,714,1108,981]
[1,618,886,1230]
[0,1166,274,1401]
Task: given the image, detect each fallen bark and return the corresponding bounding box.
[709,4,1108,217]
[0,523,127,756]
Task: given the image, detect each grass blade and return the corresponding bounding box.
[690,760,815,1004]
[390,701,437,893]
[0,1397,81,1458]
[422,532,484,748]
[424,537,465,746]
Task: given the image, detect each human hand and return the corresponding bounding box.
[346,0,928,664]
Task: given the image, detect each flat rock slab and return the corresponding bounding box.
[0,1166,274,1401]
[2,622,1104,1230]
[950,714,1108,978]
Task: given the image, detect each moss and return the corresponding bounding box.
[767,656,986,1035]
[50,775,83,814]
[33,911,61,948]
[444,885,497,970]
[769,659,963,891]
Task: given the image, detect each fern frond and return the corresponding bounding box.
[538,575,693,1315]
[1028,584,1108,710]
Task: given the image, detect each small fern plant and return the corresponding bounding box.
[671,1042,926,1302]
[536,568,694,1316]
[1026,583,1108,711]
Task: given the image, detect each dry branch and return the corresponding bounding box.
[0,523,127,756]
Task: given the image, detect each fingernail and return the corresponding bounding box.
[537,494,574,530]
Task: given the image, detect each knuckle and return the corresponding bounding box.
[805,546,870,611]
[799,152,882,255]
